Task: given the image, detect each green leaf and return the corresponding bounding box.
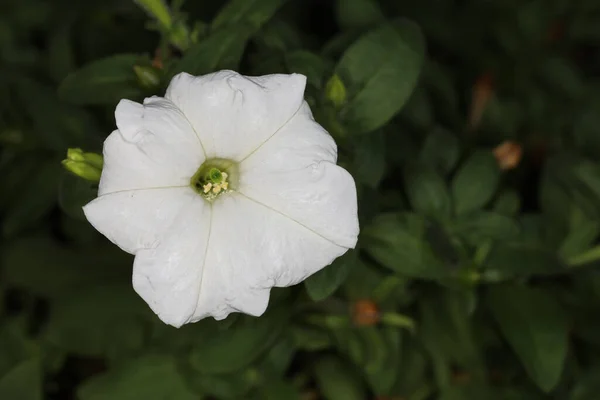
[44,283,150,358]
[190,309,286,374]
[58,54,146,105]
[538,57,584,100]
[255,19,302,52]
[133,0,173,30]
[423,221,461,268]
[363,213,448,279]
[305,250,355,301]
[452,212,520,246]
[174,0,287,76]
[440,383,501,400]
[0,154,38,211]
[404,164,451,219]
[480,97,523,138]
[173,26,252,76]
[331,326,393,388]
[539,161,575,242]
[1,235,130,299]
[487,285,569,392]
[314,355,366,400]
[15,77,94,151]
[58,172,97,220]
[0,324,33,377]
[47,27,76,82]
[362,327,402,395]
[328,324,402,395]
[334,0,384,30]
[574,102,600,158]
[212,0,287,31]
[352,131,386,188]
[0,358,42,400]
[261,333,297,374]
[189,371,252,399]
[419,127,460,176]
[451,150,500,216]
[559,205,600,259]
[493,190,521,216]
[419,289,483,386]
[3,160,61,237]
[336,19,425,134]
[260,379,301,400]
[482,242,566,280]
[499,387,546,400]
[541,157,600,250]
[400,87,434,129]
[422,61,459,117]
[285,51,326,88]
[392,339,428,396]
[291,325,331,351]
[78,355,196,400]
[573,160,600,202]
[570,368,600,400]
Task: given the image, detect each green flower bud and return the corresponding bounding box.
[133,65,161,89]
[324,74,347,109]
[66,148,86,162]
[82,152,104,170]
[62,148,103,182]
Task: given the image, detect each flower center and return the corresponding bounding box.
[190,158,238,201]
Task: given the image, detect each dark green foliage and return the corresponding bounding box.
[2,0,600,399]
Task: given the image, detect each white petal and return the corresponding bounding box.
[83,187,198,255]
[165,71,306,161]
[238,102,359,249]
[131,196,211,328]
[188,193,348,322]
[100,97,204,195]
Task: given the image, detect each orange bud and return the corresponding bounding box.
[152,48,165,70]
[451,370,471,384]
[530,138,548,167]
[374,397,406,400]
[301,390,319,400]
[546,21,565,44]
[469,72,494,129]
[489,369,504,383]
[352,299,380,326]
[493,141,523,170]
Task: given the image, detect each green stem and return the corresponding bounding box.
[380,312,416,332]
[473,240,492,266]
[409,384,434,400]
[568,244,600,267]
[305,314,349,329]
[372,276,404,303]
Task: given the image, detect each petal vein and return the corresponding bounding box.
[234,191,347,249]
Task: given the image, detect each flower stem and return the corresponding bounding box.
[380,312,416,332]
[568,245,600,267]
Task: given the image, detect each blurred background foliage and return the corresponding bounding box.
[2,0,600,399]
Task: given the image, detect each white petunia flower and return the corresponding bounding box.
[83,70,359,327]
